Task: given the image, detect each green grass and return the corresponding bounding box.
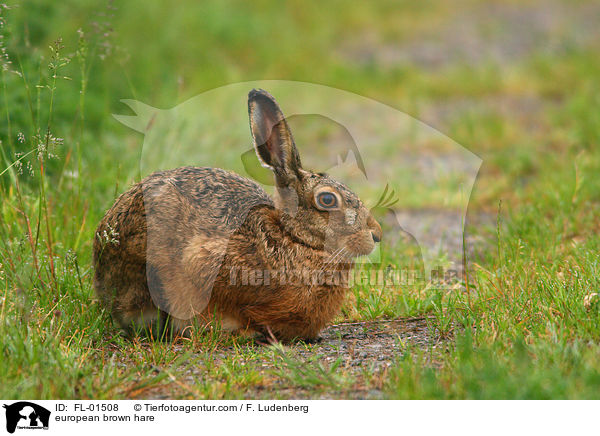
[1,0,600,399]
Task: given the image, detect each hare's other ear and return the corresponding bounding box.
[248,89,302,185]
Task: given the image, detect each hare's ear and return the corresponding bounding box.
[248,89,302,185]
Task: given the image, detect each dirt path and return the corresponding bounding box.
[256,317,445,399]
[132,317,445,399]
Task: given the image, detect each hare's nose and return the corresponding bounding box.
[367,214,382,243]
[371,232,380,243]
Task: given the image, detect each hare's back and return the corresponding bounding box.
[142,166,273,234]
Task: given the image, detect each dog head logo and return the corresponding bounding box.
[113,81,481,318]
[3,402,50,433]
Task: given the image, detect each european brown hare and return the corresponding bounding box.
[93,89,382,342]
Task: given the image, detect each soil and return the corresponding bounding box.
[131,317,446,399]
[254,317,445,399]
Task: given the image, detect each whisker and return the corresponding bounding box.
[325,247,345,266]
[324,247,344,265]
[308,247,351,294]
[326,247,348,271]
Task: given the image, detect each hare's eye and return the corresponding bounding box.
[316,192,338,209]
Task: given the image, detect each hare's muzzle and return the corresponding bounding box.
[368,214,382,244]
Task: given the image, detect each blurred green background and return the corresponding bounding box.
[2,0,599,211]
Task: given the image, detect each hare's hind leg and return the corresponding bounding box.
[95,271,168,340]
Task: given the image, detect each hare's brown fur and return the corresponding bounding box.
[93,89,381,342]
